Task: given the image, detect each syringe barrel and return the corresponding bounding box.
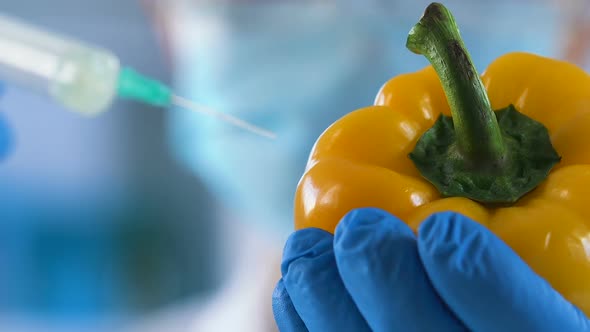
[0,14,120,115]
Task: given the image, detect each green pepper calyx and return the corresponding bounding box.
[406,2,560,204]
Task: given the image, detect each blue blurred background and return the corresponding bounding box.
[0,0,588,331]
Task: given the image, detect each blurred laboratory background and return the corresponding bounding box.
[0,0,588,331]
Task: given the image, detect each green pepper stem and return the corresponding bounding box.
[406,3,506,166]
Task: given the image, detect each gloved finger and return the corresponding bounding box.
[281,228,371,332]
[272,279,309,332]
[418,212,590,332]
[333,208,467,332]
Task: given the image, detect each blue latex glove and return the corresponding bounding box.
[273,208,590,331]
[0,83,11,159]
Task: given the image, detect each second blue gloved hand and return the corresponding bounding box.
[273,208,590,332]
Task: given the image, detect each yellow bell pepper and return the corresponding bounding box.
[294,3,590,316]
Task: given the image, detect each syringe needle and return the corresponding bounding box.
[171,94,277,140]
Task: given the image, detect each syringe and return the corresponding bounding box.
[0,13,276,139]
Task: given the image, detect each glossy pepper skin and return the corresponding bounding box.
[294,52,590,316]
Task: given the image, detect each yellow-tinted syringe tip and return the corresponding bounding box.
[171,95,277,140]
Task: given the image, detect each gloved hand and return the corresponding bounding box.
[272,207,590,331]
[0,82,11,159]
